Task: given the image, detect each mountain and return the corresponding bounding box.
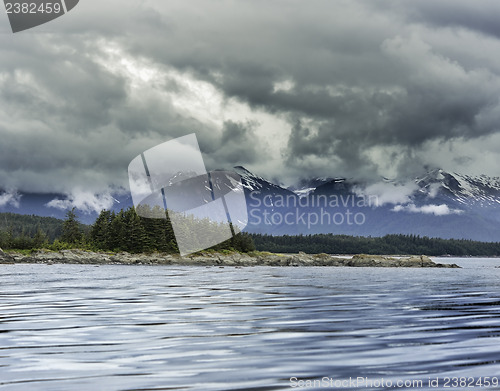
[238,167,500,241]
[1,167,499,241]
[415,169,500,207]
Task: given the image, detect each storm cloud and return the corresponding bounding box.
[1,0,500,207]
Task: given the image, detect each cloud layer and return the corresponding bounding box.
[1,0,500,201]
[392,203,464,216]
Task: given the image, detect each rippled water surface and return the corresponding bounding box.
[1,258,500,390]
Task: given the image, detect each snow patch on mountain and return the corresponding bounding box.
[288,177,344,198]
[293,187,316,198]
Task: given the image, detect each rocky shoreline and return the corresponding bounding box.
[0,248,460,268]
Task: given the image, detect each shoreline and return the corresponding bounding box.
[0,249,460,268]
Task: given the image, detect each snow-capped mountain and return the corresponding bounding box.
[415,169,500,207]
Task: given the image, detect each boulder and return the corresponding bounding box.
[0,247,15,263]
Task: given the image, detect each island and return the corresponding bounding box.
[0,248,460,268]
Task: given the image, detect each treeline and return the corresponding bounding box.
[0,208,255,254]
[3,210,499,256]
[251,233,500,256]
[0,212,66,249]
[0,212,65,240]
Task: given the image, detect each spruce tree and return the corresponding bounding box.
[91,210,112,249]
[109,210,126,251]
[61,208,83,244]
[33,227,48,248]
[126,209,150,252]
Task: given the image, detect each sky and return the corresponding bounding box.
[1,0,500,210]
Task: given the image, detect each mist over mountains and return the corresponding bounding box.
[1,167,499,241]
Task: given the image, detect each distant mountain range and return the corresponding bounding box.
[1,167,499,241]
[236,167,500,241]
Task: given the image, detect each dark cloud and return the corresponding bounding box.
[201,120,260,170]
[398,0,500,40]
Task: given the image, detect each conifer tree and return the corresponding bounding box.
[108,210,126,250]
[90,210,112,249]
[33,226,48,248]
[61,208,83,244]
[126,209,151,252]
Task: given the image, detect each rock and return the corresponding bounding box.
[348,254,459,268]
[0,247,15,263]
[322,254,459,268]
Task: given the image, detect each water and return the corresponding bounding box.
[1,258,500,390]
